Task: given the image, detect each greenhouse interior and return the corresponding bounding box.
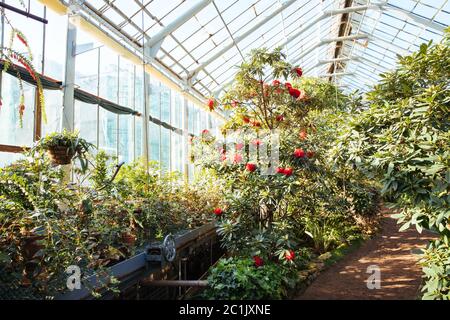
[0,0,448,303]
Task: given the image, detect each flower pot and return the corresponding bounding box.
[47,146,76,165]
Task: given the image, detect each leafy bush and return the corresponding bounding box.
[336,29,450,299]
[204,257,297,300]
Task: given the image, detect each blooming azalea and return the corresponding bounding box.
[246,163,257,172]
[285,250,295,261]
[233,154,243,164]
[207,98,215,111]
[294,148,306,158]
[251,120,261,127]
[276,167,285,174]
[284,167,293,177]
[299,130,308,140]
[285,82,292,89]
[253,256,264,267]
[289,87,301,99]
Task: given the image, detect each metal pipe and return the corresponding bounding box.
[141,280,209,287]
[0,2,48,24]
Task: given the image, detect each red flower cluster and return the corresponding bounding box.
[207,99,215,111]
[299,130,308,140]
[201,129,209,135]
[242,116,250,123]
[288,87,301,99]
[253,256,264,267]
[294,67,303,77]
[252,139,263,146]
[246,163,257,172]
[276,167,293,176]
[233,154,243,164]
[251,120,261,127]
[285,250,295,261]
[294,148,306,158]
[213,208,223,216]
[272,79,281,86]
[276,115,284,122]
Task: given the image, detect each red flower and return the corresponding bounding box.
[294,148,306,158]
[219,147,226,155]
[276,115,284,122]
[235,143,244,151]
[252,139,262,146]
[213,208,223,216]
[285,82,292,89]
[289,87,301,99]
[201,129,209,135]
[19,104,25,117]
[207,99,215,111]
[299,130,308,140]
[294,67,303,77]
[285,250,295,261]
[17,34,28,46]
[231,100,239,108]
[246,163,257,172]
[220,155,227,162]
[242,116,250,123]
[272,80,281,86]
[276,167,285,174]
[233,154,243,164]
[284,167,293,176]
[253,256,264,267]
[307,151,315,158]
[251,120,261,128]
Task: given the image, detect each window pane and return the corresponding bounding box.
[0,75,35,146]
[149,121,160,162]
[42,90,62,136]
[161,127,170,172]
[99,109,118,156]
[74,100,98,146]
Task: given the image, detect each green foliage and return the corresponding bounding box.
[0,151,215,298]
[336,30,450,299]
[32,130,95,172]
[203,257,297,300]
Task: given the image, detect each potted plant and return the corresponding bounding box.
[33,130,94,171]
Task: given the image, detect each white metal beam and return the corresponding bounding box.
[146,0,214,57]
[188,0,298,79]
[384,3,447,33]
[291,33,369,65]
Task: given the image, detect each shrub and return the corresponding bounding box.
[203,257,297,300]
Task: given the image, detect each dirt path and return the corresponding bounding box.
[296,212,436,300]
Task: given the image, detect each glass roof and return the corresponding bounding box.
[68,0,449,96]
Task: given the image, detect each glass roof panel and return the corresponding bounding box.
[77,0,449,97]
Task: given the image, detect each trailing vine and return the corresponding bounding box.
[0,7,46,126]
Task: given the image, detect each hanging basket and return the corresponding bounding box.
[46,146,76,165]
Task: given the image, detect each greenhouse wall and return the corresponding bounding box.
[0,1,221,175]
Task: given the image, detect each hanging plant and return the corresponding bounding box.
[0,10,46,126]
